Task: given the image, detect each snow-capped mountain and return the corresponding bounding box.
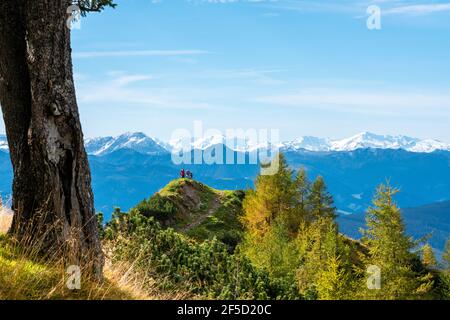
[281,132,450,153]
[85,132,168,156]
[329,132,420,152]
[1,132,449,155]
[281,136,332,152]
[168,134,274,152]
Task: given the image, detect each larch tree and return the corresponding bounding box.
[361,184,428,299]
[240,153,301,276]
[0,0,115,278]
[421,244,437,268]
[241,153,297,238]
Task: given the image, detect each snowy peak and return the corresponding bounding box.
[282,136,331,152]
[85,132,168,156]
[167,131,450,153]
[330,132,420,152]
[1,132,449,155]
[168,134,274,152]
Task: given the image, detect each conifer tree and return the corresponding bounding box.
[422,244,437,268]
[307,176,336,221]
[293,168,310,224]
[241,153,297,238]
[440,239,450,299]
[241,153,300,277]
[361,184,426,299]
[296,217,354,299]
[443,240,450,274]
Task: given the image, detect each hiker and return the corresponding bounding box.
[180,169,186,178]
[186,170,194,180]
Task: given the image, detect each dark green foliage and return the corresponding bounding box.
[307,176,336,221]
[135,194,177,223]
[104,209,300,300]
[75,0,116,15]
[133,179,245,250]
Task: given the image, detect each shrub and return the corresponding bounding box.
[104,209,301,300]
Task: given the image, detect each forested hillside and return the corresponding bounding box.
[100,154,450,300]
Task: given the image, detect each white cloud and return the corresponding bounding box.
[76,72,213,110]
[384,3,450,15]
[253,89,450,116]
[73,50,210,59]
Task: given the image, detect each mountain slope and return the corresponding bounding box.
[338,200,450,257]
[133,179,245,249]
[85,132,168,156]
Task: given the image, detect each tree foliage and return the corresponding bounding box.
[360,184,433,299]
[75,0,116,15]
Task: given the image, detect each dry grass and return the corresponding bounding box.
[0,233,194,300]
[0,206,13,234]
[0,235,135,300]
[104,258,194,300]
[0,203,193,300]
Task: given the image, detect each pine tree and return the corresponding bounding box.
[307,176,336,221]
[361,184,426,299]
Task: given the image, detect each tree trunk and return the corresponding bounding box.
[0,0,103,278]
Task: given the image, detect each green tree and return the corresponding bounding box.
[443,240,450,274]
[292,168,310,225]
[241,153,298,238]
[307,176,336,221]
[361,184,428,299]
[421,244,437,268]
[440,240,450,299]
[240,153,302,278]
[296,217,354,299]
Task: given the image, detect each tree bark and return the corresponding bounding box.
[0,0,103,278]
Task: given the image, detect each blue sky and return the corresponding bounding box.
[3,0,450,141]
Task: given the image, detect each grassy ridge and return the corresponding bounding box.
[133,179,246,249]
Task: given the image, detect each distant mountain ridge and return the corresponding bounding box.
[86,132,450,155]
[1,133,449,255]
[1,132,449,155]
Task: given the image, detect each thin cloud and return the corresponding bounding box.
[253,89,450,116]
[384,3,450,15]
[73,50,210,59]
[76,72,213,110]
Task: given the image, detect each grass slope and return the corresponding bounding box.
[0,234,194,300]
[133,179,245,249]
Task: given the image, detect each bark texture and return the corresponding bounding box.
[0,0,103,278]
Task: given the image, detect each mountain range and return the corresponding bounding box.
[1,132,449,255]
[2,131,450,155]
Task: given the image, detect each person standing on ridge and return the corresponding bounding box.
[180,169,186,179]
